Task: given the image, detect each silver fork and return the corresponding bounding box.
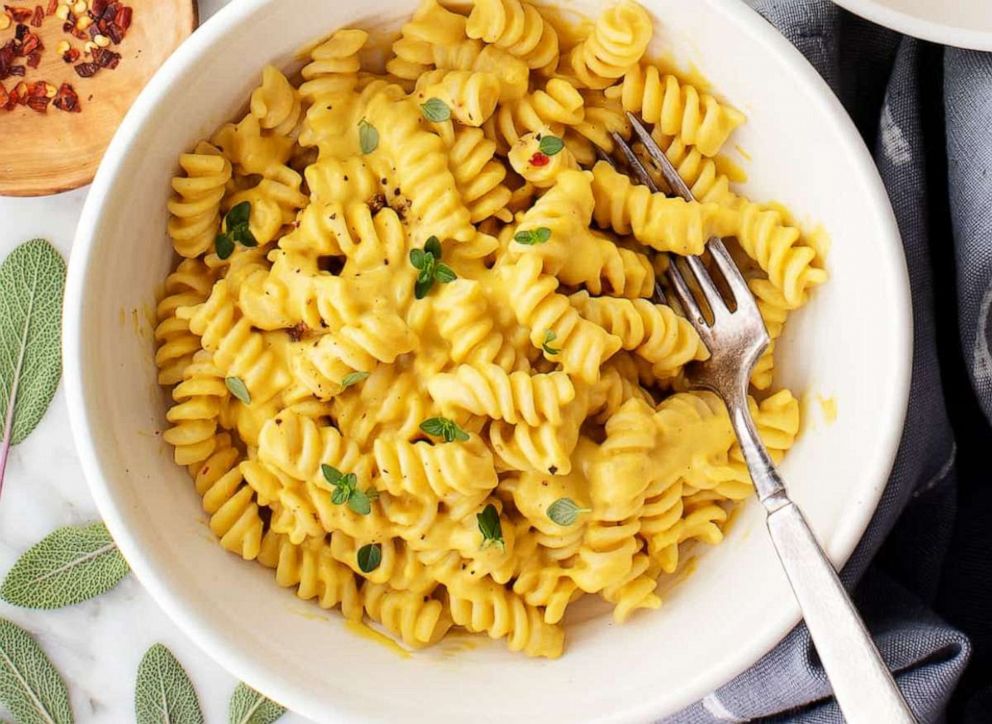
[599,113,916,724]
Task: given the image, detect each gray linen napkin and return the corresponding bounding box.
[668,1,992,720]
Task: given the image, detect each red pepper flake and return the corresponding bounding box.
[52,81,80,112]
[26,93,49,112]
[25,48,40,67]
[19,33,41,56]
[0,81,8,108]
[92,47,120,69]
[4,5,33,22]
[530,152,550,167]
[90,0,107,15]
[105,22,122,44]
[45,0,55,14]
[62,48,79,63]
[29,4,42,26]
[74,61,99,78]
[115,5,130,31]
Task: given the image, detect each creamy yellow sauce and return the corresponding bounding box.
[346,620,412,659]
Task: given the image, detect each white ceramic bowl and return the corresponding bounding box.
[832,0,992,52]
[64,0,912,721]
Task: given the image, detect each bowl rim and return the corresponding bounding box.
[63,0,914,720]
[831,0,992,51]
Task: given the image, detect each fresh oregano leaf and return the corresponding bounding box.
[357,543,381,573]
[215,203,256,259]
[434,264,457,284]
[419,417,469,443]
[547,497,591,526]
[340,371,369,391]
[135,644,203,724]
[321,465,343,485]
[420,98,451,123]
[513,227,551,246]
[0,618,73,724]
[423,236,442,259]
[542,330,560,356]
[225,377,251,405]
[0,239,66,499]
[358,119,379,155]
[228,682,286,724]
[348,488,372,516]
[476,504,504,551]
[538,135,565,156]
[409,248,428,270]
[0,522,129,609]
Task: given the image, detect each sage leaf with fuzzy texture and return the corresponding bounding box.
[228,683,286,724]
[0,239,66,448]
[0,522,130,609]
[0,618,73,724]
[135,644,203,724]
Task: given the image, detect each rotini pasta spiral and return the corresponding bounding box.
[608,64,746,157]
[167,142,231,259]
[566,0,653,90]
[250,65,303,138]
[465,0,560,73]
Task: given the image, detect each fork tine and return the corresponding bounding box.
[610,131,660,193]
[666,260,706,329]
[684,254,729,318]
[595,146,616,167]
[626,112,692,201]
[707,238,757,313]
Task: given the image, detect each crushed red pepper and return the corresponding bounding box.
[530,152,551,167]
[0,0,135,113]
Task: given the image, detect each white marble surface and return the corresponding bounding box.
[0,1,310,721]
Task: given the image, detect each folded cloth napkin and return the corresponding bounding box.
[670,1,992,721]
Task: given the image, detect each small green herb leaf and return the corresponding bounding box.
[0,618,73,724]
[228,682,286,724]
[420,417,469,443]
[424,236,442,259]
[410,237,455,299]
[358,119,379,154]
[513,227,552,246]
[215,234,235,260]
[215,202,257,258]
[541,329,561,356]
[476,504,504,551]
[0,522,130,609]
[135,644,203,724]
[225,377,251,405]
[321,464,343,485]
[357,543,382,573]
[340,371,370,391]
[409,248,428,270]
[547,497,591,526]
[420,98,451,123]
[538,135,565,156]
[348,488,372,516]
[434,263,457,284]
[331,487,350,505]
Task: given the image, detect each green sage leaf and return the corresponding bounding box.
[0,618,73,724]
[227,682,286,724]
[420,98,451,123]
[135,644,203,724]
[225,377,251,405]
[0,522,129,609]
[0,239,66,448]
[357,543,381,573]
[547,497,591,526]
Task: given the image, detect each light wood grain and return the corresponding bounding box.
[0,0,197,197]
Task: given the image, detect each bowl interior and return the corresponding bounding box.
[65,0,911,721]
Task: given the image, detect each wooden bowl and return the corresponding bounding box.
[0,0,197,196]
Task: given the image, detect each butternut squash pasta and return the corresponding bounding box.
[157,0,823,658]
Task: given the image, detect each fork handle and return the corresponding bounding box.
[727,398,916,723]
[764,497,916,723]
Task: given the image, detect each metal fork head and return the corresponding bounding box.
[599,113,771,394]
